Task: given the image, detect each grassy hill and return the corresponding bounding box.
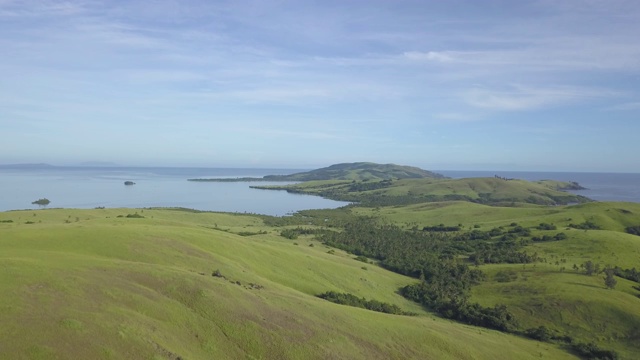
[263,162,445,181]
[0,208,577,360]
[353,201,640,358]
[255,176,590,206]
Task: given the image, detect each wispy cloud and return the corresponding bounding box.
[464,85,618,111]
[1,0,639,169]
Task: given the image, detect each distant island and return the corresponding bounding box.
[31,198,50,206]
[124,181,136,186]
[188,162,446,182]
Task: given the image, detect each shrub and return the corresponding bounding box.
[625,225,640,236]
[494,270,518,283]
[525,326,552,341]
[537,223,557,230]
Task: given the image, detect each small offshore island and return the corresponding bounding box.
[2,162,639,360]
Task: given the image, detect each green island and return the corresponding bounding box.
[188,162,446,182]
[2,162,639,359]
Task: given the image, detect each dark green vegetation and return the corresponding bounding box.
[3,163,639,359]
[31,198,50,206]
[317,291,416,315]
[626,225,640,236]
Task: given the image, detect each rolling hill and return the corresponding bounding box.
[263,162,446,181]
[254,176,591,206]
[0,208,577,360]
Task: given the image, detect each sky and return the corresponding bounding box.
[1,0,639,171]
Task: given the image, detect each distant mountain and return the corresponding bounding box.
[263,162,445,181]
[0,163,54,169]
[77,161,119,167]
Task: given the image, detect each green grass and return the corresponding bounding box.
[353,200,640,358]
[259,177,590,206]
[0,208,576,360]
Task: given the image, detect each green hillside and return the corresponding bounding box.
[0,208,575,360]
[351,201,640,359]
[263,162,445,181]
[3,165,638,359]
[255,176,590,206]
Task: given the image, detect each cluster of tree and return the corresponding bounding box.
[625,225,640,236]
[494,175,515,181]
[569,220,601,230]
[317,291,415,316]
[280,227,330,240]
[524,327,618,359]
[537,222,557,230]
[400,279,517,332]
[347,179,393,192]
[581,261,618,289]
[422,224,461,232]
[571,342,619,360]
[612,266,640,283]
[317,219,537,332]
[469,245,539,265]
[116,213,144,218]
[307,215,619,357]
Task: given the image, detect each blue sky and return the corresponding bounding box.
[1,0,639,171]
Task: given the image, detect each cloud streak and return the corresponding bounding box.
[1,0,639,169]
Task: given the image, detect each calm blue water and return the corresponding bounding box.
[1,167,638,215]
[438,171,640,203]
[0,166,348,216]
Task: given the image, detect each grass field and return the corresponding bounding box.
[0,208,578,360]
[354,200,640,358]
[257,177,590,206]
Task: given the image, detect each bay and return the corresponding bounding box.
[2,167,638,215]
[0,166,349,216]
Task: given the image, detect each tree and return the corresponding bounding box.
[604,267,617,289]
[584,261,596,276]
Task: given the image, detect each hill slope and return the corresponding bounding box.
[263,162,445,181]
[0,208,575,360]
[255,177,591,206]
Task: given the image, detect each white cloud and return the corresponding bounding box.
[403,51,454,63]
[464,85,617,111]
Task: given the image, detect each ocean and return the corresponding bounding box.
[0,166,348,216]
[1,166,638,215]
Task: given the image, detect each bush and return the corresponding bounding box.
[318,291,414,315]
[280,229,299,239]
[626,225,640,236]
[212,269,223,278]
[537,223,557,230]
[569,220,600,230]
[571,342,618,360]
[525,326,552,341]
[494,269,518,283]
